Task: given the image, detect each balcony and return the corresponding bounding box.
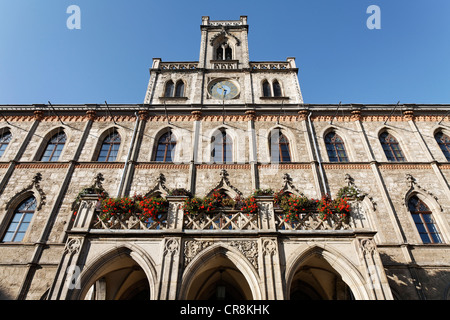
[70,194,364,234]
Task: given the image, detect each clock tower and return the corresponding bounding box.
[144,16,303,106]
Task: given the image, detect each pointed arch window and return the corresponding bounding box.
[41,131,66,161]
[164,80,175,97]
[269,130,291,163]
[97,130,121,162]
[435,131,450,161]
[0,130,12,158]
[225,46,232,60]
[262,80,271,97]
[2,197,36,242]
[211,129,232,163]
[175,80,185,97]
[379,132,405,161]
[408,196,442,244]
[325,132,349,162]
[154,130,176,162]
[273,80,282,97]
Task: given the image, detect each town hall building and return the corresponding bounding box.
[0,16,449,300]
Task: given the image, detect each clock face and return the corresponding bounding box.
[209,79,239,100]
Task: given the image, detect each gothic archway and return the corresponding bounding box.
[73,245,156,300]
[179,243,261,300]
[286,245,368,300]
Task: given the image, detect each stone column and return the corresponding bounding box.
[166,196,187,231]
[47,194,99,300]
[71,194,100,231]
[157,237,182,300]
[246,110,259,190]
[255,196,276,231]
[358,238,394,300]
[259,238,284,300]
[47,236,86,300]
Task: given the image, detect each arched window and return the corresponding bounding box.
[97,130,121,162]
[408,196,442,244]
[269,130,291,163]
[211,129,232,163]
[435,131,450,161]
[379,132,405,161]
[325,132,349,162]
[175,80,185,97]
[225,46,232,60]
[41,131,66,161]
[262,81,271,97]
[0,130,12,158]
[2,197,36,242]
[154,130,176,162]
[164,80,175,97]
[216,46,223,60]
[273,80,282,97]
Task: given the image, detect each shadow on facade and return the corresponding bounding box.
[380,252,450,300]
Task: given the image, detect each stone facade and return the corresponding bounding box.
[0,16,449,300]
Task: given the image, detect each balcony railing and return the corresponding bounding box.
[183,210,258,231]
[74,195,361,233]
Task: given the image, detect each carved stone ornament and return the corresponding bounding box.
[360,238,376,256]
[145,173,170,198]
[281,173,302,196]
[6,172,46,211]
[404,173,442,211]
[64,238,81,254]
[262,239,277,256]
[230,240,258,269]
[209,27,241,46]
[164,238,179,255]
[207,169,243,198]
[184,240,214,266]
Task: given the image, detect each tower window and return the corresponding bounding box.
[379,132,405,161]
[164,80,175,97]
[225,46,232,60]
[41,131,66,161]
[154,130,176,162]
[325,132,349,162]
[435,131,450,161]
[408,196,442,244]
[269,130,291,163]
[211,129,232,163]
[273,80,282,97]
[0,130,12,158]
[262,81,271,97]
[175,81,185,97]
[97,131,121,162]
[2,197,36,242]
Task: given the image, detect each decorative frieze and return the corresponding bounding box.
[230,240,258,269]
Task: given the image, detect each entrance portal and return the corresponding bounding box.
[184,252,253,300]
[289,252,354,300]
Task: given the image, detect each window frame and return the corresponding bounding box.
[0,130,12,158]
[379,131,406,162]
[269,130,292,163]
[153,130,177,162]
[97,130,121,162]
[272,80,282,97]
[164,80,175,97]
[40,131,67,162]
[408,196,442,244]
[434,131,450,161]
[1,196,36,243]
[325,131,349,162]
[211,128,233,163]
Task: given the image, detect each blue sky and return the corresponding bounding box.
[0,0,449,105]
